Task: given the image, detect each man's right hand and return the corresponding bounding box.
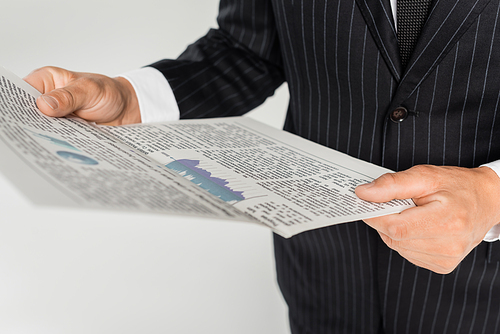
[24,66,141,125]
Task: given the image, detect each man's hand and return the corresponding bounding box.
[355,165,500,274]
[24,66,140,125]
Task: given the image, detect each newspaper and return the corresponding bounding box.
[0,66,414,238]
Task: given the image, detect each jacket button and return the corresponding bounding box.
[390,107,408,123]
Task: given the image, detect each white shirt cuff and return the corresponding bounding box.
[481,160,500,242]
[119,67,180,123]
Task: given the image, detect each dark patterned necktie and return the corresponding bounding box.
[397,0,433,68]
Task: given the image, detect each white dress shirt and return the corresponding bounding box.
[120,0,500,241]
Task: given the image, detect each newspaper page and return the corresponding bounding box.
[0,66,252,223]
[0,66,414,238]
[100,118,415,238]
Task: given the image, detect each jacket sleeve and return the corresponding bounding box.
[149,0,285,119]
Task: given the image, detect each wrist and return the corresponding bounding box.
[476,166,500,227]
[114,76,141,125]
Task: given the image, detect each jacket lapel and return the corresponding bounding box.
[355,0,403,81]
[391,0,494,107]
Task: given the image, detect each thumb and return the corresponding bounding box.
[37,94,62,115]
[36,82,95,118]
[355,167,431,203]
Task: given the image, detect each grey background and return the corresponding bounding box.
[0,1,290,333]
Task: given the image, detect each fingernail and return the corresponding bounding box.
[41,95,59,110]
[358,182,374,189]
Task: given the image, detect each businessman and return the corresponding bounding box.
[24,0,500,332]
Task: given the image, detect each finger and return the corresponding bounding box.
[23,67,86,118]
[24,69,54,94]
[23,66,69,94]
[355,165,439,203]
[393,251,457,274]
[363,200,447,240]
[379,233,464,274]
[377,231,468,259]
[36,78,102,118]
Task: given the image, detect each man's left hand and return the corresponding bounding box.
[355,165,500,274]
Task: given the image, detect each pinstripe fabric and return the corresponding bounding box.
[150,0,500,332]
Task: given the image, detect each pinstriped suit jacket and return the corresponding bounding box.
[151,0,500,332]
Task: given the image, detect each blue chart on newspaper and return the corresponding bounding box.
[166,158,252,205]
